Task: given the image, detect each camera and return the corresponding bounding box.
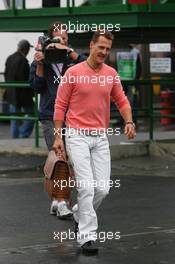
[36,35,67,64]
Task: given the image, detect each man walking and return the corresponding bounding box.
[53,31,136,254]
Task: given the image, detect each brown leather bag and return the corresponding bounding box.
[43,150,71,201]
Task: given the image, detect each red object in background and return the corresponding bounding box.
[160,91,175,125]
[128,0,157,3]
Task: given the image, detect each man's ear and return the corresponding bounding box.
[89,41,94,49]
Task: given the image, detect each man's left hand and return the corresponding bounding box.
[124,123,136,140]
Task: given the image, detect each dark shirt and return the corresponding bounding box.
[30,54,86,120]
[4,51,34,107]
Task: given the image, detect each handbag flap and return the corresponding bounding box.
[43,150,66,179]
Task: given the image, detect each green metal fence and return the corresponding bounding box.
[0,82,39,147]
[8,0,171,10]
[113,79,175,141]
[3,0,175,14]
[0,79,175,146]
[1,0,175,34]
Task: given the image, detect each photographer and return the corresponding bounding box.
[30,21,85,219]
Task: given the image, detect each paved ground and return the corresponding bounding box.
[0,157,175,264]
[0,122,175,263]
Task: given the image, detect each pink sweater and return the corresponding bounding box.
[54,61,130,130]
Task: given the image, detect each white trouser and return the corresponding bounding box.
[65,129,111,245]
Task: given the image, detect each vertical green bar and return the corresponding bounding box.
[67,0,70,8]
[125,0,129,11]
[34,92,39,148]
[149,84,153,141]
[148,0,152,11]
[72,0,75,7]
[67,0,71,13]
[12,0,16,13]
[22,0,26,9]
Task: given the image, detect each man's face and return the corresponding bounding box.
[90,36,112,64]
[52,30,68,46]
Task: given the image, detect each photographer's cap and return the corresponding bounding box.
[17,39,33,50]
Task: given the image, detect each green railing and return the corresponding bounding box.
[1,0,175,33]
[113,79,175,141]
[8,0,169,10]
[3,0,174,13]
[0,79,175,146]
[0,82,39,147]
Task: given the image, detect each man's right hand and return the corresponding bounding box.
[35,50,44,76]
[52,137,66,158]
[34,51,44,63]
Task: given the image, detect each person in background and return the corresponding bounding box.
[30,21,85,220]
[4,39,34,138]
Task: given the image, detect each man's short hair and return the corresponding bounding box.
[91,30,114,43]
[47,21,67,38]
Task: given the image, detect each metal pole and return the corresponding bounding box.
[22,0,25,9]
[148,0,152,11]
[34,93,39,148]
[149,84,154,141]
[12,0,16,13]
[67,0,70,8]
[67,0,71,13]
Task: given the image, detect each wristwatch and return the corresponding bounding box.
[67,48,74,55]
[125,121,136,128]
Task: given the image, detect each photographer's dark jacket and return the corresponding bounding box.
[30,55,85,120]
[5,51,34,107]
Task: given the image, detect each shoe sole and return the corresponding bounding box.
[57,212,73,220]
[81,248,99,255]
